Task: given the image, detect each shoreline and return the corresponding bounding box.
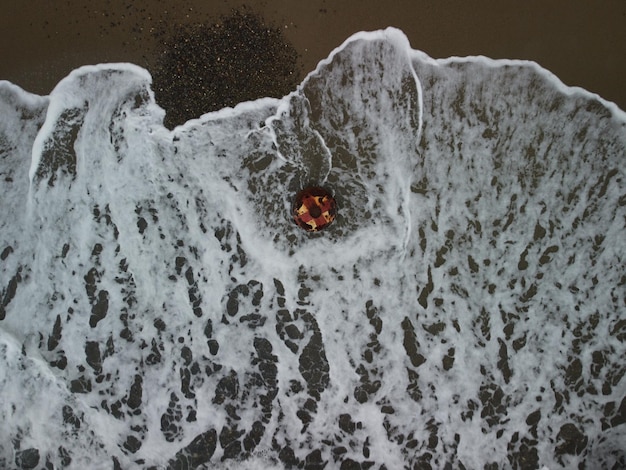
[1,0,625,110]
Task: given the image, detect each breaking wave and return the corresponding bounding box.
[1,28,625,469]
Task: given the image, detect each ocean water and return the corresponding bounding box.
[1,28,625,469]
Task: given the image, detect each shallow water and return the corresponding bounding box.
[1,28,625,469]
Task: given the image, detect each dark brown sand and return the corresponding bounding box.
[1,0,625,111]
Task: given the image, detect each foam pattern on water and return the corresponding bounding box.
[1,28,625,469]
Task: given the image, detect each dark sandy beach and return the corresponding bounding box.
[1,0,625,113]
[1,2,625,468]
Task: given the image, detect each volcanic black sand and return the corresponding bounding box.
[149,8,300,128]
[1,0,625,125]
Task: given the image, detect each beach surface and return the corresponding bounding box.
[1,4,625,469]
[1,0,625,111]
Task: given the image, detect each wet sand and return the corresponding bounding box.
[1,0,625,111]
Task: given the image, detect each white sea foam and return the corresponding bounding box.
[0,28,624,469]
